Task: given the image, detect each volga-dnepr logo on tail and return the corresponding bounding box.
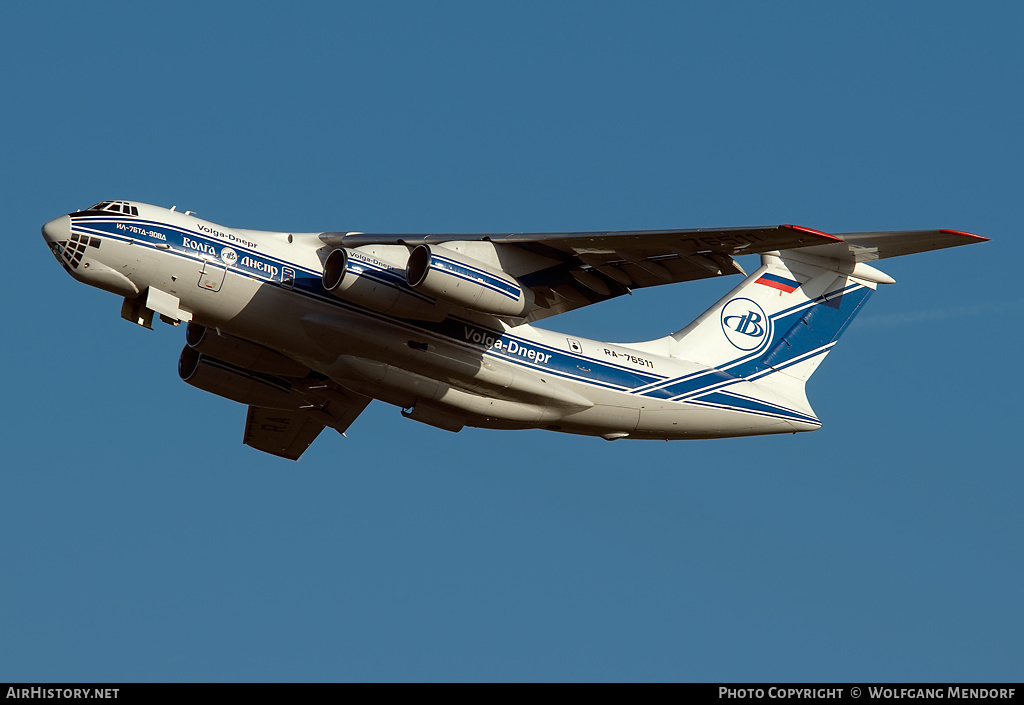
[721,298,771,351]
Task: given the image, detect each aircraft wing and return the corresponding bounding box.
[320,225,841,322]
[796,228,989,262]
[244,407,326,460]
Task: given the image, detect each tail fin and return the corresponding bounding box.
[618,228,985,429]
[660,252,875,411]
[650,227,987,411]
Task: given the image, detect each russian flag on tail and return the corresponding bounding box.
[755,273,800,293]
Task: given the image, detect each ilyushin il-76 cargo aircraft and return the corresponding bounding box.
[41,201,986,459]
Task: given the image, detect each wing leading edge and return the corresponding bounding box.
[320,225,841,322]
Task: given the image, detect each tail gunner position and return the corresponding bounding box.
[42,200,987,459]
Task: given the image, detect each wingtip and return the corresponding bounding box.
[940,229,989,242]
[780,224,843,242]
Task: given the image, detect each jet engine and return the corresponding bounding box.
[177,346,303,410]
[321,247,449,322]
[406,245,534,317]
[185,323,310,378]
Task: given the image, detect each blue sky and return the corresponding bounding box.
[2,1,1021,682]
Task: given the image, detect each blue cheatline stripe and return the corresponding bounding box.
[71,216,867,411]
[430,255,522,300]
[686,395,821,425]
[299,267,862,418]
[79,218,665,393]
[74,216,261,247]
[71,216,439,302]
[430,319,663,390]
[686,400,809,425]
[665,377,741,402]
[342,259,435,304]
[745,343,834,381]
[703,390,820,424]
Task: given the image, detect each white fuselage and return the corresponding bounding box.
[43,202,821,440]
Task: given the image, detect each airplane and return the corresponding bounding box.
[41,200,987,460]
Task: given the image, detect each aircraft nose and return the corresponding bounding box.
[41,215,71,244]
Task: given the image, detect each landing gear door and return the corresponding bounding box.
[199,258,225,292]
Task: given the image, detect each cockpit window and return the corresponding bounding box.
[86,200,138,216]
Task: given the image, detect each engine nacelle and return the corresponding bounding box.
[322,247,449,322]
[406,245,534,318]
[185,323,309,378]
[177,346,303,410]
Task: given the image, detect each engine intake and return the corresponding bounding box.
[406,245,534,317]
[178,346,302,410]
[321,247,449,322]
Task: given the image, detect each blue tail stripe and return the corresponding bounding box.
[756,286,873,373]
[647,285,872,402]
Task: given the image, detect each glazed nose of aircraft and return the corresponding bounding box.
[41,215,71,245]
